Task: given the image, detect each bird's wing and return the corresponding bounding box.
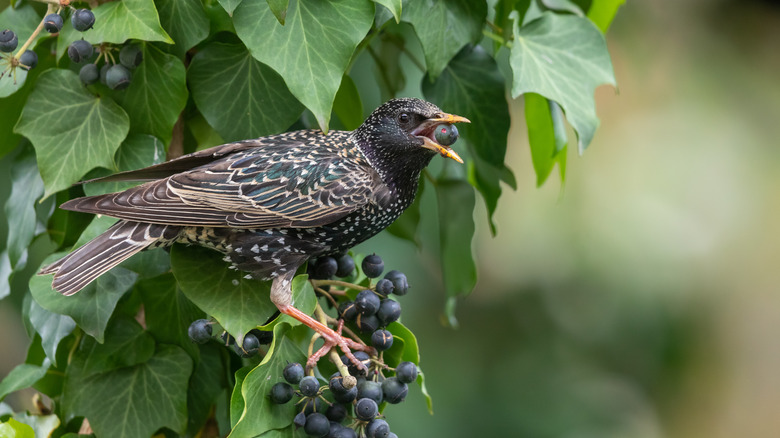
[61,135,393,229]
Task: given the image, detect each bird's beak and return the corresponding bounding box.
[413,113,470,164]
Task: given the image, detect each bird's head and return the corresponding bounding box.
[352,98,470,175]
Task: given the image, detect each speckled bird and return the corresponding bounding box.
[39,98,468,356]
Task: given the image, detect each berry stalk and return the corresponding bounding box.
[13,3,55,61]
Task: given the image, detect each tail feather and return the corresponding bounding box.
[40,221,180,295]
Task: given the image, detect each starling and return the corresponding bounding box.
[39,98,468,360]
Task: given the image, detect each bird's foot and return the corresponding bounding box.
[278,304,375,372]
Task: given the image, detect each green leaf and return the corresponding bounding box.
[510,12,616,152]
[587,0,625,33]
[64,345,192,438]
[31,258,137,343]
[15,69,130,198]
[77,317,155,375]
[4,150,44,268]
[385,321,432,413]
[10,413,60,438]
[233,0,375,131]
[218,0,243,16]
[116,44,188,146]
[266,0,289,24]
[156,0,210,56]
[230,324,306,437]
[372,0,401,23]
[435,175,476,320]
[0,62,28,99]
[0,4,42,97]
[188,42,304,142]
[540,0,584,15]
[0,362,50,402]
[56,0,173,60]
[0,252,11,301]
[373,30,406,101]
[171,245,315,343]
[229,365,252,428]
[403,0,486,80]
[386,178,423,247]
[186,343,227,435]
[422,45,511,231]
[138,273,205,359]
[83,134,166,197]
[0,418,35,438]
[525,93,567,186]
[26,297,76,366]
[333,75,363,131]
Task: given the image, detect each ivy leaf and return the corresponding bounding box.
[4,150,44,268]
[26,297,76,367]
[155,0,210,56]
[386,178,423,247]
[0,63,27,99]
[31,256,137,343]
[540,0,584,15]
[233,0,375,131]
[63,345,192,438]
[230,324,307,437]
[10,413,60,438]
[15,69,130,198]
[218,0,243,16]
[188,42,304,142]
[116,44,188,146]
[186,343,227,435]
[0,361,50,402]
[229,365,252,428]
[510,12,616,152]
[422,45,511,232]
[77,317,155,375]
[403,0,486,80]
[0,418,34,438]
[0,4,41,97]
[266,0,289,24]
[587,0,625,32]
[83,134,166,197]
[0,251,11,301]
[171,245,315,344]
[372,0,401,23]
[435,175,476,323]
[138,273,205,359]
[333,75,363,131]
[56,0,173,60]
[525,93,568,185]
[386,321,432,413]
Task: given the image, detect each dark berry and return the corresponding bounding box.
[371,329,393,351]
[338,301,357,321]
[304,413,329,437]
[325,403,347,423]
[381,377,408,404]
[249,328,273,344]
[187,319,212,344]
[434,123,459,146]
[374,279,394,297]
[79,63,99,85]
[332,383,357,403]
[335,254,355,277]
[220,331,235,345]
[119,44,143,69]
[341,351,371,376]
[387,433,398,438]
[106,64,131,90]
[238,333,260,356]
[43,14,63,33]
[313,256,337,279]
[283,362,305,384]
[377,299,401,325]
[71,9,96,32]
[68,40,93,63]
[384,270,409,296]
[366,419,390,438]
[355,290,380,315]
[269,382,294,404]
[356,314,380,334]
[299,375,320,397]
[330,425,356,438]
[294,411,307,429]
[99,64,109,84]
[354,398,378,421]
[302,397,327,415]
[19,50,37,70]
[0,30,17,52]
[357,380,383,405]
[361,254,384,278]
[395,361,418,384]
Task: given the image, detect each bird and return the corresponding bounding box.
[39,97,469,361]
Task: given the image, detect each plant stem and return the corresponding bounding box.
[311,279,366,291]
[15,4,55,60]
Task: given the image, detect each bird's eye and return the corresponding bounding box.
[398,113,410,124]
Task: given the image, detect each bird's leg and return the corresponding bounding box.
[271,271,374,369]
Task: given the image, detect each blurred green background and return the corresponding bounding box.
[3,0,780,436]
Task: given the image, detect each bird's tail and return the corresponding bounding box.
[39,221,180,295]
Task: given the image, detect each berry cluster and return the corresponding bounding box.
[187,318,274,358]
[270,359,419,437]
